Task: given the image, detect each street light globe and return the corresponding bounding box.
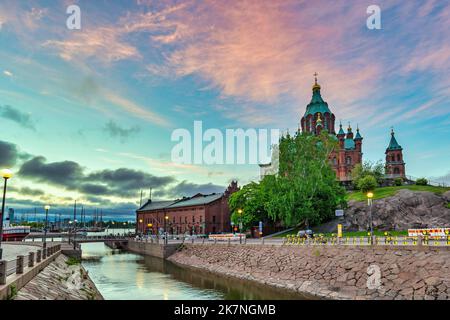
[139,219,143,223]
[1,168,13,179]
[237,209,243,214]
[44,205,51,210]
[165,215,169,220]
[69,221,73,224]
[366,192,374,199]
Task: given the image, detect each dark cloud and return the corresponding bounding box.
[157,181,225,199]
[18,156,84,187]
[10,186,45,196]
[86,168,175,191]
[0,140,20,167]
[17,156,176,199]
[0,105,35,130]
[103,120,140,142]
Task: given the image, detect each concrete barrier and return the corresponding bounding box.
[28,252,34,268]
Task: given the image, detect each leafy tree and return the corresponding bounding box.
[264,131,347,227]
[228,181,268,230]
[357,175,378,193]
[351,160,383,189]
[416,177,428,186]
[394,177,403,186]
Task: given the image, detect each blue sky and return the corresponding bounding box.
[0,0,449,215]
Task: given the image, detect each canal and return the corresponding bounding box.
[81,242,310,300]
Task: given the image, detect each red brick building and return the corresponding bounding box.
[136,181,239,235]
[385,128,406,178]
[300,76,363,182]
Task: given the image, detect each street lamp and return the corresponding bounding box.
[237,209,243,244]
[367,192,374,244]
[164,215,169,244]
[43,205,50,249]
[0,169,13,259]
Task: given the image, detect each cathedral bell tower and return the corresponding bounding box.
[385,128,405,178]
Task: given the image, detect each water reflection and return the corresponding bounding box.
[81,243,309,300]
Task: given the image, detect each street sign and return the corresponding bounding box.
[335,209,344,217]
[259,221,263,233]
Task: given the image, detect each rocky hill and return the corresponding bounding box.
[316,189,450,232]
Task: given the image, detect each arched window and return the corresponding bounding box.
[397,154,401,161]
[346,156,352,165]
[391,155,395,162]
[394,167,400,174]
[333,157,337,166]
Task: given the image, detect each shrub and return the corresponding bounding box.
[416,178,428,186]
[357,175,378,193]
[394,177,403,186]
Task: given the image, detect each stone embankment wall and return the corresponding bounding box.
[14,254,103,300]
[126,240,179,259]
[168,244,450,300]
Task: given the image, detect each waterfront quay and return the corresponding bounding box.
[125,237,450,300]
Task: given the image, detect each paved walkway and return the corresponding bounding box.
[1,243,41,261]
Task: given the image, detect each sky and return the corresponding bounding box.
[0,0,449,217]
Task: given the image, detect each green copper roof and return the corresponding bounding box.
[304,87,332,117]
[387,131,402,151]
[354,129,363,140]
[337,125,345,135]
[344,138,355,150]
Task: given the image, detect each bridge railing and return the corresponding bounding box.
[0,244,62,285]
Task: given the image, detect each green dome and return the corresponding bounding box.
[304,87,332,117]
[387,129,402,151]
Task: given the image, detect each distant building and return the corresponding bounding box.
[136,181,239,235]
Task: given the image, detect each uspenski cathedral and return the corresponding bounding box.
[260,74,406,184]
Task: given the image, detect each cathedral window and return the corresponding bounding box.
[397,154,401,161]
[346,156,352,165]
[391,155,395,161]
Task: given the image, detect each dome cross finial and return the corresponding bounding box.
[314,72,318,84]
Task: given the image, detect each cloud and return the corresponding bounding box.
[3,70,13,77]
[9,186,45,196]
[18,156,84,187]
[17,155,176,198]
[0,105,35,130]
[0,140,20,167]
[103,120,140,142]
[156,180,225,199]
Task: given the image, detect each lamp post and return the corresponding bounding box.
[367,192,374,245]
[139,219,143,234]
[164,215,169,244]
[73,219,78,250]
[237,209,243,244]
[0,169,13,259]
[43,205,50,249]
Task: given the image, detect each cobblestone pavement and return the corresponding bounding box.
[14,254,103,300]
[1,243,41,261]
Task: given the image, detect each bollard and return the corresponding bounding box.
[202,238,205,244]
[29,252,35,267]
[0,260,6,285]
[36,250,42,263]
[262,237,265,245]
[228,238,231,246]
[244,237,247,245]
[192,237,194,244]
[17,256,24,274]
[42,248,47,259]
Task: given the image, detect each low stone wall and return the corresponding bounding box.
[125,240,179,259]
[168,244,450,300]
[14,254,103,300]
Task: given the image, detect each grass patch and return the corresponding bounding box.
[65,257,81,266]
[346,185,450,202]
[446,203,450,209]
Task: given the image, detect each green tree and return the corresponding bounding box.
[357,175,378,193]
[351,160,383,189]
[264,131,347,227]
[416,177,428,186]
[228,181,267,230]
